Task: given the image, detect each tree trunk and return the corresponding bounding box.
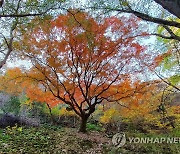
[79,116,88,133]
[154,0,180,18]
[46,103,56,124]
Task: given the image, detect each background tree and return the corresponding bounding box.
[14,10,153,132]
[0,0,65,69]
[155,18,180,91]
[91,0,180,41]
[0,0,4,8]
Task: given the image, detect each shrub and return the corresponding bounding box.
[2,96,21,115]
[0,114,40,128]
[86,123,102,131]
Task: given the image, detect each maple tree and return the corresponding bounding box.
[13,10,154,132]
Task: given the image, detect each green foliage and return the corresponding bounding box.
[28,102,51,123]
[6,124,23,135]
[169,75,180,85]
[157,18,180,42]
[0,129,10,142]
[51,106,61,116]
[122,131,180,154]
[0,127,58,153]
[157,26,169,43]
[0,126,179,153]
[156,18,179,82]
[3,96,21,115]
[122,1,129,6]
[86,123,102,131]
[42,123,61,131]
[162,55,177,71]
[0,127,110,153]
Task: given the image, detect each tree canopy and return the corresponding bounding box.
[0,1,179,134]
[8,10,158,132]
[0,0,65,69]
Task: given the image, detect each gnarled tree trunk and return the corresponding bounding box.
[79,115,89,133]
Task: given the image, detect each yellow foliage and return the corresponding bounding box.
[100,108,120,124]
[59,107,76,116]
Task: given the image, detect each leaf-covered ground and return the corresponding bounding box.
[0,126,179,153]
[0,126,112,154]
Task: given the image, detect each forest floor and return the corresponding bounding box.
[0,126,179,154]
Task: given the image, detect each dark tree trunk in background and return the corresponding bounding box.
[0,0,4,7]
[46,103,56,124]
[154,0,180,18]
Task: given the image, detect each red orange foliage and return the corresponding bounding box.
[10,10,155,132]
